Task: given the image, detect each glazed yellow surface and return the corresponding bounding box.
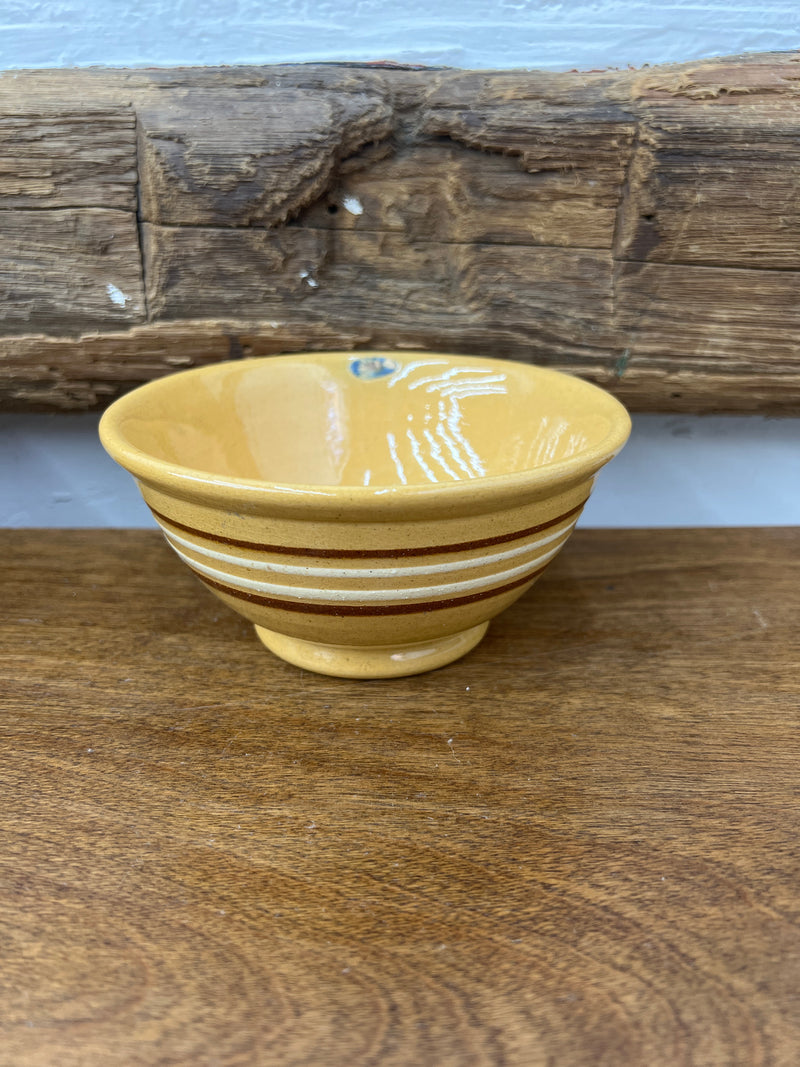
[107,352,628,491]
[100,352,631,677]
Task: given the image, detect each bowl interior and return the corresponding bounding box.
[110,353,627,489]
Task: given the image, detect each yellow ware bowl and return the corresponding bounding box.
[99,352,631,678]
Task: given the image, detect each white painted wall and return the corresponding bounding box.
[1,0,798,71]
[2,2,798,527]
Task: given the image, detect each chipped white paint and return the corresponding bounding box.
[106,283,127,307]
[343,196,363,216]
[298,271,318,288]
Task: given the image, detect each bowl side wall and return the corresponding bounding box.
[100,353,631,516]
[140,477,592,647]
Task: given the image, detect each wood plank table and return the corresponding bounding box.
[2,528,799,1066]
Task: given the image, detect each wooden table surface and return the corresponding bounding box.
[2,528,799,1066]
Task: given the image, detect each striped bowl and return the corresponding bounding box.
[99,352,630,678]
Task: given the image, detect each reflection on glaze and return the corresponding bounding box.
[406,429,438,483]
[422,428,459,480]
[323,380,348,478]
[132,354,609,490]
[385,432,407,485]
[387,359,450,388]
[381,361,506,485]
[527,416,589,468]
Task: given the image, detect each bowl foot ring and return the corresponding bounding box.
[254,622,490,679]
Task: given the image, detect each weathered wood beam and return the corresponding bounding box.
[0,209,145,334]
[1,52,799,412]
[137,87,393,228]
[0,107,137,210]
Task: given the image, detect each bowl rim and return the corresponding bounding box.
[99,351,631,517]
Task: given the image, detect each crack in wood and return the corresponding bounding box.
[618,259,800,276]
[612,121,643,262]
[134,110,149,322]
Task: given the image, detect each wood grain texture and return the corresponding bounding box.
[1,53,800,411]
[137,87,393,228]
[0,208,145,335]
[617,105,800,269]
[142,226,614,360]
[2,528,800,1066]
[613,260,800,409]
[0,108,136,211]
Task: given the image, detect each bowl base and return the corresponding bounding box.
[254,622,490,679]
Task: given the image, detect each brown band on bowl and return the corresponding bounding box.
[148,498,587,560]
[193,558,553,616]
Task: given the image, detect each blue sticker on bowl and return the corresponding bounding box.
[350,356,398,381]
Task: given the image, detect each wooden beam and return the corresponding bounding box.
[617,104,800,269]
[0,209,145,335]
[0,107,136,211]
[1,53,799,412]
[137,87,393,227]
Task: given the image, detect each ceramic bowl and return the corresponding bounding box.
[99,352,630,678]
